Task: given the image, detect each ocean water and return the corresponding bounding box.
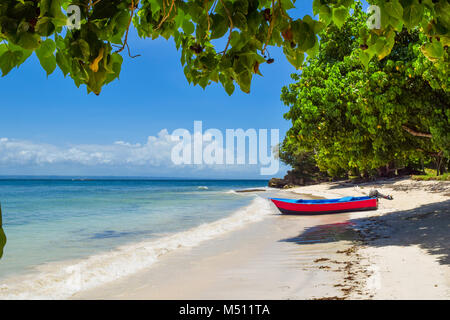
[0,178,273,299]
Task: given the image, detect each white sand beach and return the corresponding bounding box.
[289,178,450,299]
[71,178,449,300]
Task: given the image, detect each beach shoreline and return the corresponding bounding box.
[72,178,449,300]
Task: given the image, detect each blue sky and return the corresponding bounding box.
[0,2,319,178]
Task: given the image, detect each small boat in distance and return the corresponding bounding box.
[270,196,378,215]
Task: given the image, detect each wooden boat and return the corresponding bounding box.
[270,196,378,215]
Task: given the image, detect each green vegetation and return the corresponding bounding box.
[280,3,449,180]
[412,169,450,181]
[0,1,448,94]
[278,143,329,184]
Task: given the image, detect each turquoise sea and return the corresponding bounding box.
[0,178,273,299]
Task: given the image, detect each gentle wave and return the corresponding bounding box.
[226,186,273,195]
[0,197,272,299]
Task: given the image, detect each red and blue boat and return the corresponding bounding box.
[270,196,378,215]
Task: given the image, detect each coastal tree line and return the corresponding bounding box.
[279,3,449,182]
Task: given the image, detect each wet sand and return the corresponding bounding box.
[73,200,358,299]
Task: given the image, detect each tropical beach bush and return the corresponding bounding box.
[0,0,448,94]
[280,3,449,179]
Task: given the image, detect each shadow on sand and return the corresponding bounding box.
[326,177,410,190]
[280,199,450,266]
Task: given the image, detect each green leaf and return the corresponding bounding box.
[332,6,348,28]
[36,39,56,58]
[233,12,247,30]
[211,14,228,39]
[385,0,403,21]
[182,20,195,35]
[303,14,325,35]
[359,51,370,70]
[318,5,332,25]
[87,69,107,95]
[0,45,7,58]
[39,0,51,17]
[403,4,424,29]
[306,39,319,57]
[105,53,123,84]
[421,41,444,61]
[435,1,450,26]
[56,51,70,76]
[0,51,21,76]
[149,0,161,14]
[174,9,186,28]
[39,55,57,76]
[17,32,41,50]
[35,17,55,37]
[74,39,90,60]
[237,70,251,93]
[10,45,33,67]
[283,47,304,70]
[293,20,316,52]
[280,0,295,11]
[230,31,243,49]
[377,35,395,60]
[312,0,321,16]
[224,79,235,95]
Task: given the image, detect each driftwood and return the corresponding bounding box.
[369,189,393,200]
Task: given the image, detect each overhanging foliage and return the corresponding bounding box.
[0,0,448,94]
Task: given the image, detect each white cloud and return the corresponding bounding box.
[0,130,175,167]
[0,130,288,178]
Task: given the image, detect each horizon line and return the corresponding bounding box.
[0,175,270,181]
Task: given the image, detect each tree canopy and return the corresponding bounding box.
[0,0,448,95]
[280,3,449,178]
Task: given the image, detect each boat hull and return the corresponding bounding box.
[271,197,378,215]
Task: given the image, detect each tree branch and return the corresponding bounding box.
[219,0,233,56]
[262,0,277,55]
[402,125,432,138]
[87,0,103,11]
[204,0,211,38]
[156,0,176,30]
[116,0,138,54]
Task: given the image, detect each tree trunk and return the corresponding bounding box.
[436,155,442,176]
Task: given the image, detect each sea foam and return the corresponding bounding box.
[0,196,272,299]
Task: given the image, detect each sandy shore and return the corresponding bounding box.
[290,178,450,299]
[74,178,449,300]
